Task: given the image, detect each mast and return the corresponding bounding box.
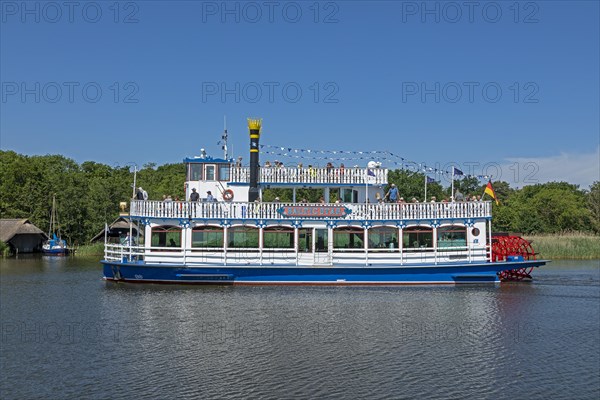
[221,115,229,160]
[48,195,55,237]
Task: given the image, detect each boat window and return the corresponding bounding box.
[189,164,203,181]
[333,227,364,249]
[403,227,433,250]
[218,164,230,181]
[228,227,259,248]
[151,226,182,248]
[315,229,328,252]
[298,228,312,252]
[192,227,224,248]
[205,165,215,181]
[437,225,467,248]
[263,227,294,249]
[368,227,398,249]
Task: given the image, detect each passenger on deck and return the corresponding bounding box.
[206,191,215,202]
[189,188,200,201]
[454,189,464,201]
[385,184,399,202]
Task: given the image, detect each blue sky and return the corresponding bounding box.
[1,0,599,188]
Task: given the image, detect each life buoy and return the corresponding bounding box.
[223,189,234,201]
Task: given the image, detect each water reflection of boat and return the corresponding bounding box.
[42,195,69,255]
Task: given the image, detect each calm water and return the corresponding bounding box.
[1,256,598,400]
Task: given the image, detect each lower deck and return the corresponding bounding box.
[106,218,492,267]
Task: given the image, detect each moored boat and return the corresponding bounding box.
[42,195,69,255]
[101,118,546,284]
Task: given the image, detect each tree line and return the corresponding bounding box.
[1,151,598,245]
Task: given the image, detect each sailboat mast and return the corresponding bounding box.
[48,195,55,237]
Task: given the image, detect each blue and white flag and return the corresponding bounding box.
[427,176,435,183]
[453,167,463,176]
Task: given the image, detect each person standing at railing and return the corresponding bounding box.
[384,183,398,203]
[206,191,215,202]
[136,187,148,201]
[454,189,464,202]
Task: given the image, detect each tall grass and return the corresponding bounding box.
[73,242,105,257]
[524,233,600,260]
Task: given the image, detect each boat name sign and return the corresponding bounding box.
[277,206,351,218]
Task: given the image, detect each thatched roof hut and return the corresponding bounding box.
[0,219,48,253]
[90,217,141,243]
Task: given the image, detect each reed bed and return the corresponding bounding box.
[73,242,105,257]
[524,233,600,260]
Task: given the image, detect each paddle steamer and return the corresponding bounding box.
[102,119,545,284]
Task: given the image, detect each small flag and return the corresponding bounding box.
[426,176,435,183]
[484,180,499,205]
[367,169,375,177]
[453,167,463,176]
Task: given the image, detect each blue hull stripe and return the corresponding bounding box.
[101,260,545,285]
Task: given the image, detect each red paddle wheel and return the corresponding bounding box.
[491,234,537,281]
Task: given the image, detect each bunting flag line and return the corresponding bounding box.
[256,143,493,181]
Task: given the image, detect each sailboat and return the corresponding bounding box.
[42,195,69,255]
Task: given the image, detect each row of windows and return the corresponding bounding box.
[188,163,230,182]
[151,226,471,249]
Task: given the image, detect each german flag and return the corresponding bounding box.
[484,180,499,205]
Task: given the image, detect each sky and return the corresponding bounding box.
[1,0,599,188]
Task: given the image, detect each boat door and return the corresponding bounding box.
[297,228,330,265]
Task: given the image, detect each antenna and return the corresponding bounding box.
[221,115,228,160]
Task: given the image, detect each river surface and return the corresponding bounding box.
[1,257,598,399]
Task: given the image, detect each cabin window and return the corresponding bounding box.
[403,227,433,250]
[151,226,182,248]
[437,225,467,248]
[189,164,203,181]
[263,227,294,249]
[298,228,312,252]
[228,227,259,248]
[340,189,358,203]
[218,164,230,181]
[368,227,398,249]
[333,227,364,249]
[192,227,224,248]
[205,165,215,181]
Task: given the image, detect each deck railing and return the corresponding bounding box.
[130,200,491,220]
[229,166,388,185]
[104,243,490,265]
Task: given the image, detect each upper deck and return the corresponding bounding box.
[186,161,388,187]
